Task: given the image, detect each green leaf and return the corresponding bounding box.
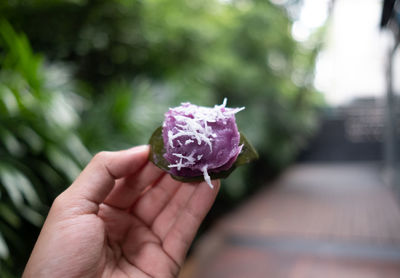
[46,145,82,183]
[148,126,258,183]
[0,203,21,228]
[0,231,9,259]
[0,166,24,207]
[0,164,41,208]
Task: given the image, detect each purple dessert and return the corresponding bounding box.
[162,99,244,188]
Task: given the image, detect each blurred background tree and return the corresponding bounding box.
[0,0,323,275]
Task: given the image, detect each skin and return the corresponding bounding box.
[23,145,220,278]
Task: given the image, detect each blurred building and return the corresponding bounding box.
[299,97,400,161]
[309,0,400,192]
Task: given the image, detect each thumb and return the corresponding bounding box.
[58,145,150,214]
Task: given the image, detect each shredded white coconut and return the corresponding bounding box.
[201,165,213,188]
[168,152,196,170]
[185,139,194,145]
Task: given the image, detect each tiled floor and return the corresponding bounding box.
[179,163,400,278]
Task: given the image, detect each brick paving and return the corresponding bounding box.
[179,163,400,278]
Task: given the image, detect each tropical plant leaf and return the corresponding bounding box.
[0,203,20,228]
[148,126,258,183]
[0,231,9,259]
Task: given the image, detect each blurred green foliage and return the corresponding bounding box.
[0,0,323,275]
[0,20,91,276]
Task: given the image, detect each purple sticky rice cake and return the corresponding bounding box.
[162,99,244,188]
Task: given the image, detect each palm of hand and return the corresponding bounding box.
[23,147,219,278]
[97,202,180,278]
[99,175,191,278]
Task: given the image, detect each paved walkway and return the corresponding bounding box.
[179,163,400,278]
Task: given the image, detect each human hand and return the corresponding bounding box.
[23,145,220,278]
